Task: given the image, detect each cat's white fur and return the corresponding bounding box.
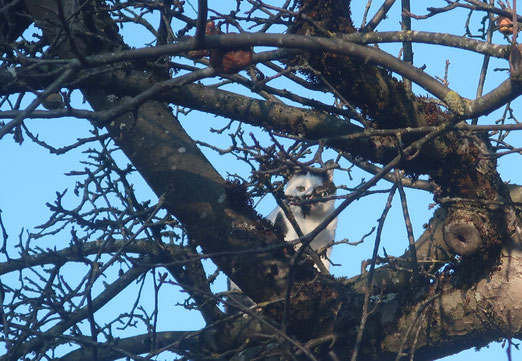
[227,168,337,311]
[267,170,337,270]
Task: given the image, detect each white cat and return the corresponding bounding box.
[226,166,337,312]
[267,168,337,270]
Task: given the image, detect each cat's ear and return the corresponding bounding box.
[324,160,336,181]
[283,167,300,182]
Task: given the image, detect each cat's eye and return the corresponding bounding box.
[296,186,305,192]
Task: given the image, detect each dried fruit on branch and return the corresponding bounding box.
[188,20,253,73]
[497,17,514,35]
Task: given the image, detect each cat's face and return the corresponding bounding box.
[285,171,335,218]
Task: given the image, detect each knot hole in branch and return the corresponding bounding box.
[443,216,482,257]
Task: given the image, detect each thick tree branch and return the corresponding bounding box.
[0,31,509,111]
[22,0,318,309]
[58,331,188,361]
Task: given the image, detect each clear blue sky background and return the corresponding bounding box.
[1,0,522,360]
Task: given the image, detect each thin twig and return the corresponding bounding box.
[401,0,413,91]
[472,0,495,125]
[362,0,396,32]
[350,185,397,361]
[394,169,419,281]
[394,293,440,361]
[361,0,374,29]
[0,67,76,140]
[195,0,208,45]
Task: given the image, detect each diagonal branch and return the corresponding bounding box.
[57,331,190,361]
